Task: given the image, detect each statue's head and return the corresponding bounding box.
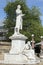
[17,5,21,9]
[27,41,30,46]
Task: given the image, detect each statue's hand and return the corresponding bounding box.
[23,14,25,16]
[21,14,25,16]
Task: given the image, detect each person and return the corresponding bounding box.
[34,45,41,57]
[15,5,25,34]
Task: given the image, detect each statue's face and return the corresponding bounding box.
[17,5,21,9]
[28,41,30,45]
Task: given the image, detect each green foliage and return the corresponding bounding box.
[4,0,43,42]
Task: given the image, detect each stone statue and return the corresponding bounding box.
[15,5,25,34]
[23,41,32,50]
[27,41,32,49]
[23,41,36,60]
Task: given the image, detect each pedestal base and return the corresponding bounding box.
[40,55,43,61]
[0,53,40,64]
[4,53,27,64]
[9,33,27,54]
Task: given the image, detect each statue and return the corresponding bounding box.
[23,41,32,50]
[22,41,36,60]
[15,5,25,34]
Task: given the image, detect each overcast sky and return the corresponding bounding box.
[0,0,43,26]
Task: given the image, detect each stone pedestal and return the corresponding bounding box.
[4,54,27,64]
[3,33,28,64]
[9,33,27,54]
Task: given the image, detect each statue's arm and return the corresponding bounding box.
[21,10,25,16]
[21,14,25,16]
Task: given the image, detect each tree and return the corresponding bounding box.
[4,0,43,42]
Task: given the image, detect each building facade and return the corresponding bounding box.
[0,26,7,41]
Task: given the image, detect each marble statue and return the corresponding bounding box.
[23,41,36,60]
[23,41,31,50]
[0,5,40,64]
[15,5,25,33]
[27,41,32,49]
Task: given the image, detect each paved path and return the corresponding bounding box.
[0,61,43,65]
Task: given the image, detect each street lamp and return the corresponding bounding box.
[40,36,43,49]
[31,34,35,49]
[40,36,43,59]
[41,36,43,41]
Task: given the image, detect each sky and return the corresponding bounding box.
[0,0,43,26]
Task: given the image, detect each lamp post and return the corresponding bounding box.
[40,36,43,59]
[31,34,35,49]
[40,36,43,50]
